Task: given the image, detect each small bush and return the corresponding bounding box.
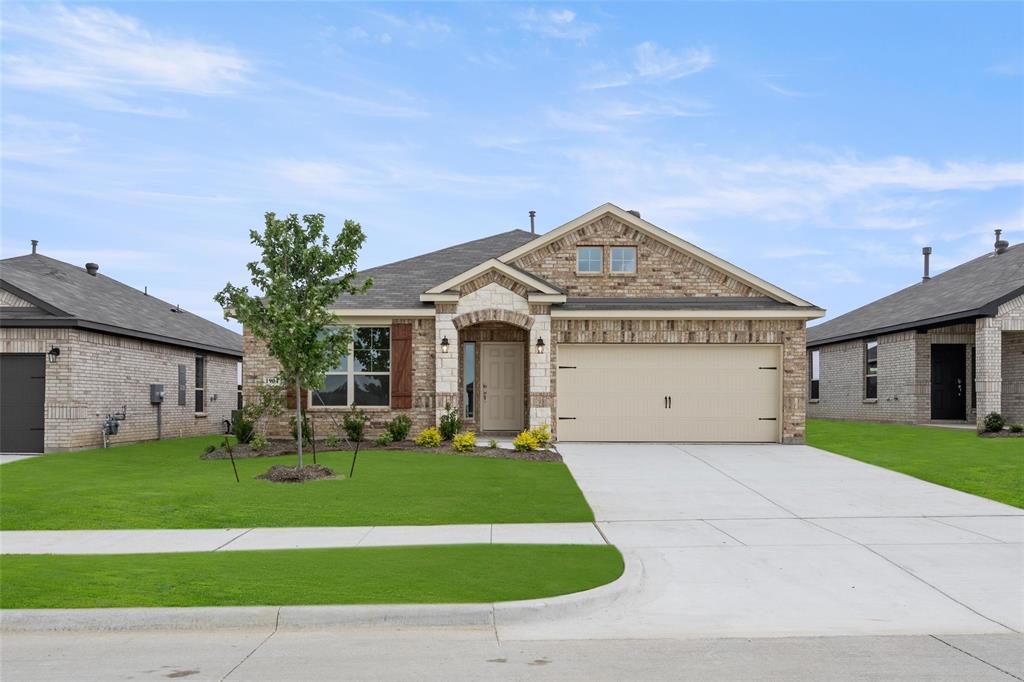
[343,406,367,443]
[375,432,394,447]
[983,412,1007,433]
[385,414,413,442]
[233,418,255,444]
[324,434,342,449]
[1011,424,1023,434]
[489,438,498,449]
[452,431,477,453]
[529,423,552,449]
[513,430,539,452]
[414,426,442,448]
[290,414,312,445]
[438,402,462,441]
[204,444,217,455]
[250,433,269,451]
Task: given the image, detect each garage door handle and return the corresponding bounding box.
[758,366,777,370]
[758,417,777,421]
[558,417,576,420]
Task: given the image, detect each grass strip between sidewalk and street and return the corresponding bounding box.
[0,544,624,609]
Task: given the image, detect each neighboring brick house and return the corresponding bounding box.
[245,204,823,443]
[0,248,242,452]
[806,232,1024,431]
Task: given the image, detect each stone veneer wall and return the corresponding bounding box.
[551,318,807,443]
[511,215,763,298]
[0,326,237,451]
[242,317,437,439]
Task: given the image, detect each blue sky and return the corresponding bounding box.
[2,2,1022,330]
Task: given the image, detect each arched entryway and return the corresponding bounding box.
[455,319,530,433]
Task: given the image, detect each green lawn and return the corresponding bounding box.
[0,436,593,530]
[0,544,623,609]
[807,420,1024,508]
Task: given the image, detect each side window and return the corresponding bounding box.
[576,246,603,273]
[809,350,820,400]
[610,246,637,273]
[195,356,206,413]
[864,339,878,399]
[177,365,187,406]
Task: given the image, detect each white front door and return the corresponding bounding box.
[481,343,524,431]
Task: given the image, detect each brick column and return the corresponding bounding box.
[435,311,459,423]
[528,312,552,429]
[975,317,1002,430]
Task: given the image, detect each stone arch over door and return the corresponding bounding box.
[452,308,534,331]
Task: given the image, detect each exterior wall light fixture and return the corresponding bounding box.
[440,336,450,353]
[47,346,61,363]
[536,337,546,354]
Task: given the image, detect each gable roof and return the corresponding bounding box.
[497,203,818,308]
[334,229,538,310]
[422,258,565,299]
[807,243,1024,347]
[0,253,242,356]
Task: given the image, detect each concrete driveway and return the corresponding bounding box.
[502,443,1024,640]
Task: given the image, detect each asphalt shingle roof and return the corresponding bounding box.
[338,229,539,309]
[807,243,1024,347]
[0,253,242,356]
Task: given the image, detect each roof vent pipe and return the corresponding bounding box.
[31,239,38,254]
[85,262,99,276]
[921,246,932,281]
[627,209,641,218]
[994,229,1009,255]
[529,210,536,234]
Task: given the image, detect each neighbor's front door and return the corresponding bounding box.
[480,343,524,431]
[931,343,966,420]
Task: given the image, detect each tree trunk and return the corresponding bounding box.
[295,373,304,468]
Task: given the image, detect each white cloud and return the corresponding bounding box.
[987,61,1022,77]
[546,109,614,133]
[633,42,713,81]
[2,4,250,114]
[1,115,83,162]
[763,81,814,98]
[763,247,832,259]
[519,8,597,43]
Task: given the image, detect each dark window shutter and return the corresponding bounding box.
[177,365,187,406]
[391,322,413,409]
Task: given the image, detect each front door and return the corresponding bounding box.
[480,343,524,431]
[931,344,966,420]
[0,354,46,453]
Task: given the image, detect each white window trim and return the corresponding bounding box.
[312,326,392,409]
[194,356,206,415]
[610,246,637,274]
[864,338,878,399]
[576,245,604,274]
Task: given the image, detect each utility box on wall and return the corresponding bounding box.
[150,384,165,404]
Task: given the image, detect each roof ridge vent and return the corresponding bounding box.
[994,229,1009,255]
[85,262,99,276]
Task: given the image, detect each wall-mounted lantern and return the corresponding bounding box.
[47,346,61,363]
[536,337,546,354]
[440,336,450,353]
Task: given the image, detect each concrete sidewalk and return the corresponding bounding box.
[0,522,606,555]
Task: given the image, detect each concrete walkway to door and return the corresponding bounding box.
[499,443,1024,641]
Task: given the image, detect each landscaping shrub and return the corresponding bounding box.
[439,403,462,441]
[203,444,217,455]
[529,423,552,449]
[385,415,413,442]
[452,432,477,453]
[250,433,269,451]
[489,438,498,449]
[375,432,394,447]
[513,430,539,452]
[983,412,1007,433]
[324,434,342,448]
[232,418,255,444]
[414,426,442,448]
[1011,424,1023,434]
[343,407,367,444]
[290,414,312,445]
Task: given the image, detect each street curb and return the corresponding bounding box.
[0,557,640,633]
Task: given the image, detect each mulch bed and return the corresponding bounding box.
[257,464,337,483]
[201,439,561,462]
[979,430,1024,438]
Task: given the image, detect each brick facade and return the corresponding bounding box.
[511,215,762,298]
[808,299,1024,429]
[1,326,238,451]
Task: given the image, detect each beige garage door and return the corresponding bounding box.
[556,344,781,442]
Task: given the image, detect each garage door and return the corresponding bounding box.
[0,354,46,453]
[556,344,781,442]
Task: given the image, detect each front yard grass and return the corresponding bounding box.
[0,436,594,530]
[807,419,1024,508]
[0,544,624,609]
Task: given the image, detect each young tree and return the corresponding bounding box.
[215,213,369,468]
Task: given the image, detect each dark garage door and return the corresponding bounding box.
[1,354,46,453]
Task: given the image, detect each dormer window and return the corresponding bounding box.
[611,246,637,273]
[577,246,603,273]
